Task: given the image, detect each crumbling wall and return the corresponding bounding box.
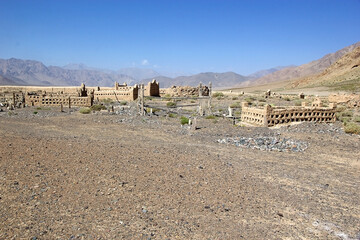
[161,85,209,97]
[94,86,138,101]
[144,79,160,97]
[241,100,337,127]
[329,93,360,108]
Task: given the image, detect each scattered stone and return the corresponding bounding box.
[218,136,308,152]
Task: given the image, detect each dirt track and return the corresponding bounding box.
[0,109,359,239]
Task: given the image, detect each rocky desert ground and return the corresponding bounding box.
[1,96,360,240]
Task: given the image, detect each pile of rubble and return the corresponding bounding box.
[218,136,309,152]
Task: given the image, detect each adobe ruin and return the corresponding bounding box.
[25,83,94,107]
[241,99,337,127]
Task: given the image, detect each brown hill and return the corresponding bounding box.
[239,41,360,87]
[291,46,360,89]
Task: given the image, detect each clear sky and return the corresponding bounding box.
[0,0,359,75]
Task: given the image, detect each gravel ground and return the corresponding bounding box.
[0,107,359,239]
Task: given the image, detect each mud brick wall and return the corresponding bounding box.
[241,102,267,126]
[145,80,160,97]
[94,86,138,101]
[241,102,337,127]
[25,94,93,107]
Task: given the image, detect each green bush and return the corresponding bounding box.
[283,97,291,101]
[230,102,241,108]
[180,116,189,125]
[90,104,106,111]
[166,102,177,108]
[205,115,216,119]
[168,113,177,118]
[212,92,224,98]
[190,100,196,103]
[232,97,238,100]
[33,111,38,114]
[119,101,127,105]
[79,108,91,114]
[344,122,360,134]
[341,111,353,117]
[353,116,360,122]
[244,97,256,103]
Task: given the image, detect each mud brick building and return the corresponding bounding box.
[241,99,337,127]
[94,80,160,101]
[25,83,93,107]
[94,82,139,101]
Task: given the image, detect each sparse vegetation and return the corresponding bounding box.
[146,107,160,113]
[344,122,360,134]
[90,104,107,111]
[232,97,238,100]
[79,108,91,114]
[102,98,114,105]
[294,100,302,106]
[205,115,216,120]
[244,96,256,104]
[180,116,189,125]
[212,92,224,98]
[35,107,51,110]
[326,78,360,92]
[353,116,360,122]
[230,102,241,108]
[166,102,177,108]
[168,113,177,118]
[258,98,266,102]
[119,101,127,105]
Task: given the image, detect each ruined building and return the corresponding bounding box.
[241,99,337,127]
[94,79,160,101]
[25,83,93,107]
[94,82,139,101]
[144,79,160,97]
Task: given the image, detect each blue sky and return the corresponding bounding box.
[0,0,359,75]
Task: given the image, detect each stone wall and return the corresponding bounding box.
[241,101,337,127]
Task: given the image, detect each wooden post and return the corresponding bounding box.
[60,103,63,112]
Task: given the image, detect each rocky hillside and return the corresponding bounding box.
[291,46,360,89]
[0,58,135,87]
[239,41,360,87]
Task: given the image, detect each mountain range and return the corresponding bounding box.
[0,58,283,88]
[290,46,360,88]
[238,41,360,88]
[0,59,136,87]
[0,41,359,88]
